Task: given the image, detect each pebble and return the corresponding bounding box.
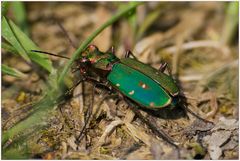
[3,75,17,83]
[15,61,31,72]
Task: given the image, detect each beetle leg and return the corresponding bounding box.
[86,76,100,83]
[115,98,121,105]
[76,84,95,144]
[181,104,214,124]
[124,98,180,149]
[158,62,168,72]
[107,46,115,54]
[159,62,172,75]
[125,50,138,60]
[71,66,80,73]
[64,78,86,96]
[85,76,114,93]
[114,92,125,105]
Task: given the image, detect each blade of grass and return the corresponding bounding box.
[11,1,29,35]
[119,2,138,42]
[58,2,143,87]
[128,2,138,44]
[137,9,162,39]
[2,70,61,145]
[2,42,18,54]
[9,17,53,72]
[3,146,30,159]
[2,16,30,62]
[2,123,48,159]
[2,16,53,72]
[1,1,9,17]
[2,94,57,145]
[221,1,239,45]
[2,64,27,78]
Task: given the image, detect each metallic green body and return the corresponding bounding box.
[81,46,119,71]
[120,58,179,96]
[78,45,179,109]
[107,63,172,108]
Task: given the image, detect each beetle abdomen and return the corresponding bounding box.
[107,63,172,109]
[120,58,179,96]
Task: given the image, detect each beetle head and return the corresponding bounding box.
[78,45,119,76]
[79,45,104,75]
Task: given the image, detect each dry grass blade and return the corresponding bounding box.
[98,119,123,146]
[163,40,230,57]
[124,122,151,147]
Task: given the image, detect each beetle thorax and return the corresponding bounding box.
[78,45,119,77]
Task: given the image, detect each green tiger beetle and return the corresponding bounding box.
[78,45,179,109]
[32,45,211,150]
[33,45,180,109]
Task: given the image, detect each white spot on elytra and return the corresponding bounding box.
[150,102,155,107]
[129,90,135,95]
[116,83,120,87]
[142,83,146,89]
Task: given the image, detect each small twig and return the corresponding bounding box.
[206,91,218,119]
[172,36,183,76]
[97,119,123,146]
[179,74,203,82]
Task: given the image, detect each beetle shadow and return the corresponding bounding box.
[140,103,188,120]
[138,93,190,120]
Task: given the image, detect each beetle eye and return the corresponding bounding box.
[88,45,98,52]
[82,58,87,62]
[80,57,90,63]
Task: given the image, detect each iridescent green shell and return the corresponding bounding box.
[107,63,172,109]
[120,58,179,96]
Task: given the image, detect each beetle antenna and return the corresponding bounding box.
[31,50,70,59]
[55,19,78,49]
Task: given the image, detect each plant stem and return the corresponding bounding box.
[58,2,143,87]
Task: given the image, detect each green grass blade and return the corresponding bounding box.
[58,2,143,87]
[221,2,239,45]
[2,70,61,145]
[3,147,30,159]
[137,9,161,39]
[9,19,53,72]
[2,94,56,145]
[2,16,53,72]
[11,1,29,35]
[2,64,27,78]
[2,16,31,62]
[2,42,18,54]
[1,2,9,17]
[128,2,138,40]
